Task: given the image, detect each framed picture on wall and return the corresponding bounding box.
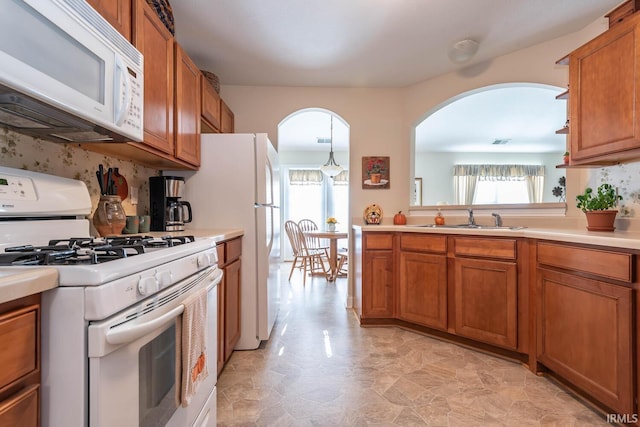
[414,177,422,205]
[362,156,390,189]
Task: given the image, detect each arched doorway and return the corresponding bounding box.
[277,108,350,261]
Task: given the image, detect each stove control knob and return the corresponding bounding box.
[156,270,173,288]
[138,276,159,296]
[197,253,211,268]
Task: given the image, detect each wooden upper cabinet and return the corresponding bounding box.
[86,0,132,40]
[569,12,640,164]
[201,76,221,133]
[174,44,201,167]
[221,99,235,133]
[133,0,174,156]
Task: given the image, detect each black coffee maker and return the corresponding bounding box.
[149,176,193,231]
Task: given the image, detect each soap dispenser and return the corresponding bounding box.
[435,209,445,225]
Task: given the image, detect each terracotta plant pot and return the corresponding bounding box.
[370,173,382,184]
[584,210,618,231]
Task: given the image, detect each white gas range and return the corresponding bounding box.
[0,166,220,427]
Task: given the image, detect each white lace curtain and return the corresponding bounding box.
[453,164,545,204]
[289,169,348,185]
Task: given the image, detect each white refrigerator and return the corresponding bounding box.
[168,133,280,350]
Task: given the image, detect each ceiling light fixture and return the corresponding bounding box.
[448,39,480,64]
[320,115,343,178]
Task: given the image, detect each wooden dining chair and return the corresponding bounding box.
[284,220,327,285]
[337,249,348,276]
[297,219,329,262]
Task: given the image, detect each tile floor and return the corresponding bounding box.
[216,263,609,426]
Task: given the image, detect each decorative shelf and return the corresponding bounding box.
[555,127,569,135]
[556,55,569,66]
[556,90,569,100]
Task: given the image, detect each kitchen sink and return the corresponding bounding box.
[413,224,526,230]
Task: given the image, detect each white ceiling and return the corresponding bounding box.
[171,0,620,88]
[169,0,621,152]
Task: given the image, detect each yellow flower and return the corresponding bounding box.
[326,217,338,224]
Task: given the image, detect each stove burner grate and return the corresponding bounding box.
[0,235,196,266]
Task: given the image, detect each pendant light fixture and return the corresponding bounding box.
[320,115,343,178]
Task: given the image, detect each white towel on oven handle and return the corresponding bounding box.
[180,286,209,407]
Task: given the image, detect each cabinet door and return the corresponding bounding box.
[570,13,640,163]
[201,76,221,132]
[174,44,201,167]
[134,0,174,155]
[221,100,235,133]
[0,384,38,427]
[399,252,447,330]
[454,258,518,349]
[224,258,241,361]
[363,250,394,317]
[86,0,132,40]
[216,274,225,376]
[537,268,634,415]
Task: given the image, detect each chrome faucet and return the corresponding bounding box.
[492,212,502,227]
[467,208,475,225]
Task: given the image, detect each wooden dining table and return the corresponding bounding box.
[302,230,348,281]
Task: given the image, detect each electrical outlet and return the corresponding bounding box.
[130,186,138,205]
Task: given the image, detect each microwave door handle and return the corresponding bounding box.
[105,305,184,345]
[114,54,131,127]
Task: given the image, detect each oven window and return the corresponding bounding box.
[139,324,178,427]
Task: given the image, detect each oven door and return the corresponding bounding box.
[87,266,222,427]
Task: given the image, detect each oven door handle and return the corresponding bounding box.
[104,269,222,346]
[106,305,184,345]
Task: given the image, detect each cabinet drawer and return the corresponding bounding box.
[364,233,393,250]
[216,243,226,266]
[0,384,38,427]
[400,234,446,253]
[226,237,242,262]
[0,306,38,389]
[537,242,632,283]
[453,237,516,260]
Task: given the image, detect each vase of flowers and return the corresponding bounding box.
[326,217,338,232]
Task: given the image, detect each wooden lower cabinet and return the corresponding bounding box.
[223,258,241,361]
[398,234,447,330]
[453,257,518,350]
[361,233,395,318]
[537,268,634,415]
[363,250,394,318]
[216,236,242,375]
[0,295,40,427]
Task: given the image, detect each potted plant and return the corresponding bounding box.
[575,183,622,231]
[563,151,570,165]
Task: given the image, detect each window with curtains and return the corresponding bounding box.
[284,168,349,259]
[453,164,545,204]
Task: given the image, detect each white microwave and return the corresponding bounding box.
[0,0,143,143]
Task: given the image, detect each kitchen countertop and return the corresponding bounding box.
[354,224,640,251]
[129,228,245,242]
[0,267,58,304]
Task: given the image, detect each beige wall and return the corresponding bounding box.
[221,17,616,229]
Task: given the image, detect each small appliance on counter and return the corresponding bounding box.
[149,176,193,231]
